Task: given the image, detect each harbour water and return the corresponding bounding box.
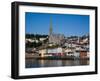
[25,59,89,68]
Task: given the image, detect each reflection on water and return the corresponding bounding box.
[25,59,89,68]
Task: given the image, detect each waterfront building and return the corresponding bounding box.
[64,47,75,56]
[47,47,63,55]
[80,50,88,59]
[39,46,64,57]
[39,48,47,57]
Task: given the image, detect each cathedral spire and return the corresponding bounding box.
[49,17,53,35]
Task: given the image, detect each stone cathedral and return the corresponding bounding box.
[49,18,65,45]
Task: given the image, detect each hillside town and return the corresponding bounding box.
[25,19,89,60]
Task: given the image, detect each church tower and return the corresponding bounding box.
[48,17,65,45]
[49,17,53,35]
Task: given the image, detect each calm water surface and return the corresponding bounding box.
[25,59,89,68]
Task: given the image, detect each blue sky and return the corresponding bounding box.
[25,12,89,36]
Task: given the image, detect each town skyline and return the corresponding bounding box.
[25,12,89,36]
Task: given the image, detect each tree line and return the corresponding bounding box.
[26,34,48,48]
[26,34,48,39]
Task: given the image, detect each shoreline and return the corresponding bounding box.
[25,56,89,60]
